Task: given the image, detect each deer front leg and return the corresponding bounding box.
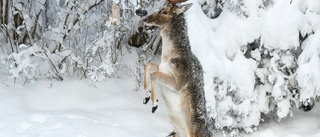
[144,62,159,105]
[151,71,178,113]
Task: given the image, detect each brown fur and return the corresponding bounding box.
[143,3,213,137]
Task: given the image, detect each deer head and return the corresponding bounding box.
[144,0,192,27]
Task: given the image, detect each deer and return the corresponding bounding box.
[142,0,213,136]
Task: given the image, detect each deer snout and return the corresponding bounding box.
[143,17,153,24]
[143,18,155,27]
[143,14,159,25]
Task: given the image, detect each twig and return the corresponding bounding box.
[42,50,63,81]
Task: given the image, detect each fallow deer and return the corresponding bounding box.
[143,0,213,136]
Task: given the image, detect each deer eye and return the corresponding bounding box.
[162,11,168,14]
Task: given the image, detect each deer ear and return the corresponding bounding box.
[175,3,193,15]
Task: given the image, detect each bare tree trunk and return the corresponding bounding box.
[0,0,3,25]
[43,0,48,34]
[58,0,105,52]
[13,9,23,44]
[3,0,16,53]
[4,0,9,25]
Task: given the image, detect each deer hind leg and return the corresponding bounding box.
[150,71,178,113]
[167,131,176,137]
[143,62,159,106]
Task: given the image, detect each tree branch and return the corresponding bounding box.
[59,0,105,51]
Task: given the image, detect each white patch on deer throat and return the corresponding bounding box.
[159,31,175,74]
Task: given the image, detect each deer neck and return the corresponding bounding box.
[160,14,190,61]
[160,28,175,62]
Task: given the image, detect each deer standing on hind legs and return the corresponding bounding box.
[143,0,213,136]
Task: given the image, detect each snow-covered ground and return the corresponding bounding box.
[0,77,170,137]
[1,0,320,136]
[0,77,319,137]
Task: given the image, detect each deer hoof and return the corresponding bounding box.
[143,96,150,104]
[152,105,158,113]
[152,99,159,113]
[143,90,151,104]
[166,131,176,137]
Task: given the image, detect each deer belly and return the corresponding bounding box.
[161,90,190,136]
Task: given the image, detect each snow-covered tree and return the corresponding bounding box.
[1,0,148,84]
[1,0,319,136]
[195,0,320,135]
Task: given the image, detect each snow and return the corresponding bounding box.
[261,0,309,50]
[0,77,320,137]
[297,30,320,101]
[1,0,320,136]
[183,0,320,134]
[0,78,172,137]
